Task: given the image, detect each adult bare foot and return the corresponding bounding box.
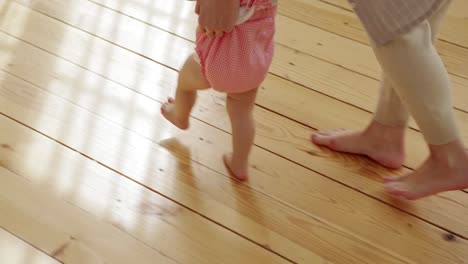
[385,141,468,200]
[311,121,405,169]
[160,97,189,130]
[223,153,248,181]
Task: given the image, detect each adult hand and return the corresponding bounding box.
[196,0,240,37]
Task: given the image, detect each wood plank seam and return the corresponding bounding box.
[286,0,468,51]
[1,57,466,243]
[248,125,468,240]
[0,130,294,263]
[317,0,468,48]
[0,227,64,264]
[0,109,298,263]
[277,16,468,84]
[2,25,463,205]
[75,0,468,161]
[0,33,434,227]
[288,0,468,55]
[0,39,464,262]
[2,0,464,195]
[8,2,182,74]
[13,0,468,149]
[0,71,460,262]
[3,0,468,252]
[14,0,468,144]
[35,0,468,118]
[86,0,195,44]
[270,13,468,113]
[1,2,466,235]
[0,167,185,264]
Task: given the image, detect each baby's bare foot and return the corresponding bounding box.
[161,97,189,130]
[223,153,248,181]
[311,122,405,169]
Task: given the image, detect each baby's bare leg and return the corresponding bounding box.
[223,88,258,180]
[161,54,210,129]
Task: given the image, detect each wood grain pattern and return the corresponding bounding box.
[1,0,468,241]
[24,0,468,113]
[0,114,297,264]
[320,0,468,48]
[16,0,466,158]
[0,72,395,264]
[1,0,468,262]
[0,168,182,264]
[0,228,60,264]
[274,14,468,113]
[33,0,468,112]
[276,0,468,80]
[0,36,467,263]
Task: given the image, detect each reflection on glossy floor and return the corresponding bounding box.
[0,0,468,263]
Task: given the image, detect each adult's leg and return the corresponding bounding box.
[312,0,452,172]
[312,71,408,169]
[374,12,468,199]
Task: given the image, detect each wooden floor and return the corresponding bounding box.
[0,0,467,263]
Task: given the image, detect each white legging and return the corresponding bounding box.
[372,0,459,145]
